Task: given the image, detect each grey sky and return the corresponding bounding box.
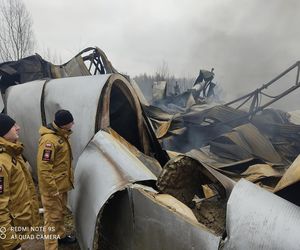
[24,0,300,102]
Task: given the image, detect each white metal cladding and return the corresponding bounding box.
[43,74,111,166]
[6,80,47,177]
[130,188,221,250]
[71,130,157,249]
[223,179,300,250]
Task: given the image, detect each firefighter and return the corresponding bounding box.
[0,114,40,250]
[37,109,76,249]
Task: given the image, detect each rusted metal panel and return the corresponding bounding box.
[222,179,300,250]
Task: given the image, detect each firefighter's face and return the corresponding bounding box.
[61,121,74,131]
[3,124,20,143]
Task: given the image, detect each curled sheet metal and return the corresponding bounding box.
[5,73,165,174]
[129,187,220,250]
[107,128,162,177]
[274,154,300,205]
[97,185,221,250]
[6,80,46,177]
[4,75,110,173]
[43,74,111,165]
[130,79,149,105]
[241,164,283,183]
[222,179,300,250]
[71,130,157,250]
[274,154,300,192]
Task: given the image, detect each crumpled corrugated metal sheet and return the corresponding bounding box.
[241,164,283,184]
[187,147,283,187]
[222,179,300,250]
[210,123,282,164]
[145,105,250,152]
[152,90,196,113]
[252,109,300,162]
[0,47,118,93]
[146,102,300,165]
[143,105,183,138]
[51,55,91,77]
[181,105,247,127]
[186,147,284,192]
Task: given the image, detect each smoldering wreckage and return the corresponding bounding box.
[1,47,300,250]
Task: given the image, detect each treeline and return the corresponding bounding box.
[133,73,195,102]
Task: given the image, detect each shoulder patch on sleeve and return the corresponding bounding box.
[0,176,4,194]
[42,149,52,161]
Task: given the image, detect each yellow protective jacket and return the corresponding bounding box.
[0,137,40,250]
[37,123,74,196]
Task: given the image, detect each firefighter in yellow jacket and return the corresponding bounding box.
[37,109,76,250]
[0,114,39,250]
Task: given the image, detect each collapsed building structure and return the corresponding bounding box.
[145,61,300,205]
[1,48,300,249]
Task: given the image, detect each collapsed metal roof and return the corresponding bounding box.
[1,48,300,249]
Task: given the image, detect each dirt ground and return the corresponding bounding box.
[192,196,226,236]
[21,209,81,250]
[18,180,81,250]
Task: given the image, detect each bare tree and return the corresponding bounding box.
[42,47,63,64]
[0,0,36,62]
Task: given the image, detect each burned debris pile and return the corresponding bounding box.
[2,48,300,248]
[0,47,117,93]
[140,63,300,238]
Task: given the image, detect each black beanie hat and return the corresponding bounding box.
[0,114,16,137]
[54,109,74,127]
